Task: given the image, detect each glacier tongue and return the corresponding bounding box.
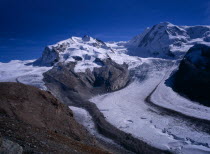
[91,58,210,153]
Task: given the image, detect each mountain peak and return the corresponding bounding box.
[127,22,210,58]
[158,21,173,26]
[33,35,114,71]
[82,35,91,41]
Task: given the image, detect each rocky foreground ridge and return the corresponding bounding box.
[0,82,109,153]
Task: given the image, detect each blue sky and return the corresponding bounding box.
[0,0,210,62]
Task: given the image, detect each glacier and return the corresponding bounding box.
[1,22,210,154]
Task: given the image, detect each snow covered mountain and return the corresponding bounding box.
[127,22,210,58]
[33,22,210,70]
[34,35,115,71]
[2,22,210,154]
[33,35,139,72]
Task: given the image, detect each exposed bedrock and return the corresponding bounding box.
[0,136,23,154]
[33,46,59,66]
[0,82,109,153]
[43,58,130,100]
[171,44,210,107]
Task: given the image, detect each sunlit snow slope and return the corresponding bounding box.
[34,35,139,72]
[126,22,210,58]
[0,60,51,90]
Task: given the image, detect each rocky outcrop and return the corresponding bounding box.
[93,58,129,91]
[0,136,23,154]
[0,82,108,153]
[33,46,59,66]
[172,44,210,107]
[43,58,129,101]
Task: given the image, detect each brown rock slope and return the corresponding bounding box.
[0,82,109,153]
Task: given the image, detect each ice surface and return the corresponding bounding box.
[69,106,117,144]
[0,60,51,90]
[151,64,210,121]
[91,58,210,153]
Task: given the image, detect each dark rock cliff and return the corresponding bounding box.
[172,44,210,107]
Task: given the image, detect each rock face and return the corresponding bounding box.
[127,22,210,58]
[43,58,129,101]
[0,82,108,153]
[0,137,23,154]
[172,44,210,107]
[33,46,59,66]
[93,58,129,91]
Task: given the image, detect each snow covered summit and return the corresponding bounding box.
[33,22,210,72]
[33,35,140,72]
[33,35,115,71]
[127,22,210,58]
